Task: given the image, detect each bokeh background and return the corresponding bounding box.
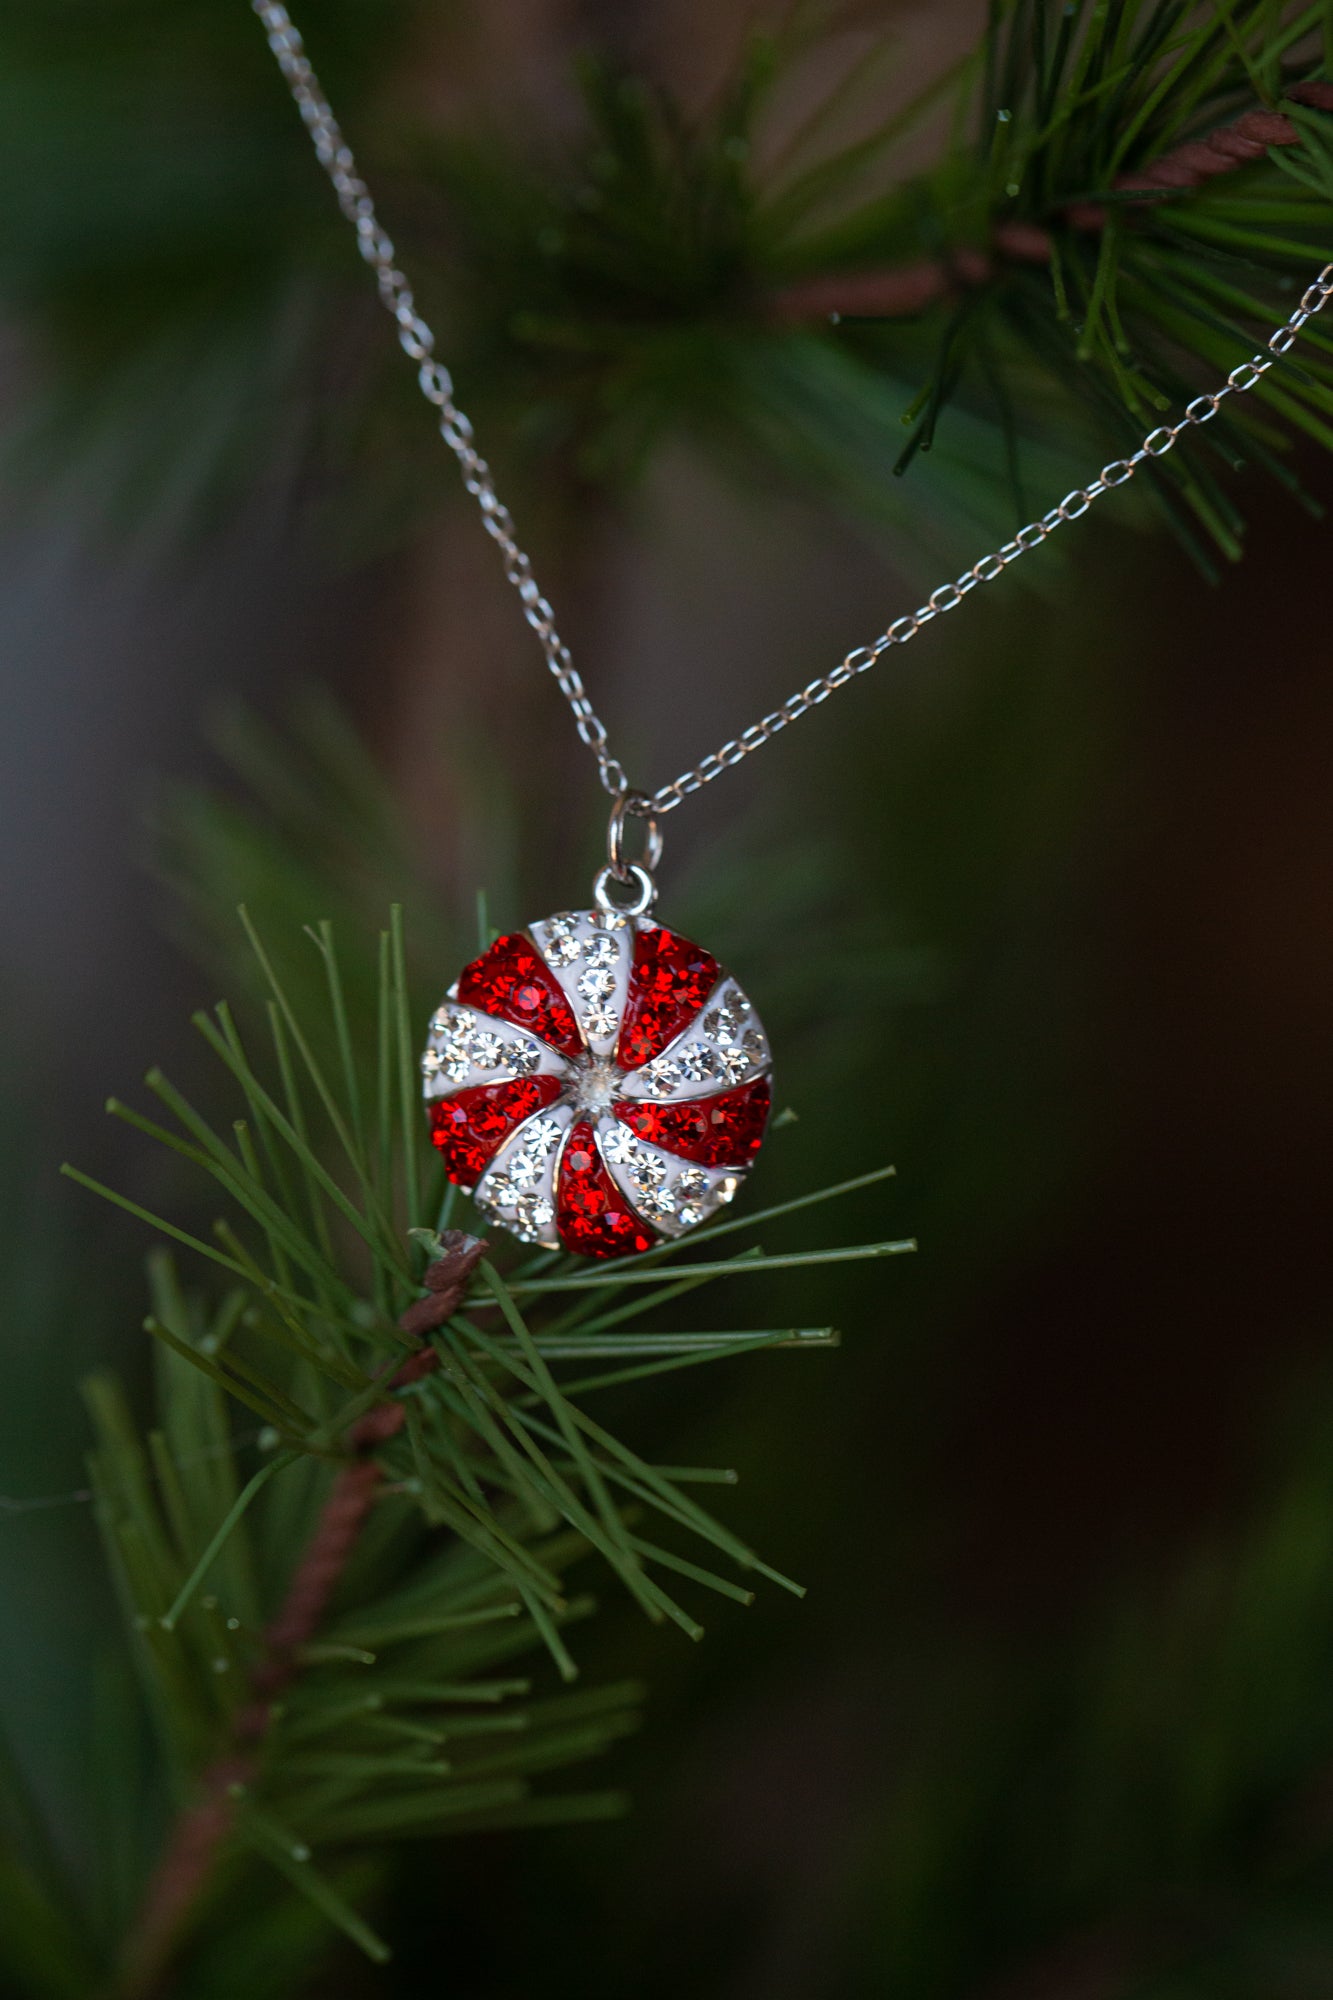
[4,2,1333,1994]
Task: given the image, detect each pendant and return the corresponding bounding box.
[421,802,772,1260]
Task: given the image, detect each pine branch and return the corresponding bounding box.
[59,896,902,1986]
[5,4,1333,563]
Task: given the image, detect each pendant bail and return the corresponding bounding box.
[595,790,662,918]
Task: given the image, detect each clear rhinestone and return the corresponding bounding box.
[741,1028,767,1066]
[676,1166,710,1199]
[484,1173,517,1208]
[577,965,616,1004]
[583,1007,618,1042]
[678,1041,720,1083]
[628,1151,667,1191]
[515,1193,554,1235]
[421,1047,443,1074]
[590,909,627,932]
[469,1029,507,1071]
[677,1202,704,1228]
[504,1149,542,1189]
[636,1186,677,1222]
[600,1124,636,1166]
[717,1046,752,1085]
[440,1047,473,1083]
[581,931,620,968]
[503,1040,542,1077]
[525,1116,564,1155]
[716,1175,741,1204]
[544,932,580,972]
[642,1058,684,1095]
[704,992,750,1040]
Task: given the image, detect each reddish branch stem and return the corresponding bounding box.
[116,1233,487,1999]
[768,82,1333,325]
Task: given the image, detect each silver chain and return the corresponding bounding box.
[253,0,1333,823]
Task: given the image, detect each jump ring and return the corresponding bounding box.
[592,862,657,918]
[607,790,664,880]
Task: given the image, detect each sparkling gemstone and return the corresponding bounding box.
[599,1124,636,1166]
[636,1186,677,1222]
[590,909,627,932]
[515,1193,554,1236]
[717,1046,752,1085]
[641,1058,684,1095]
[628,1150,667,1191]
[421,1048,443,1074]
[503,1147,543,1189]
[581,932,620,968]
[675,1167,710,1199]
[542,930,582,968]
[556,1119,656,1258]
[428,1075,564,1187]
[704,992,751,1041]
[613,1076,771,1168]
[440,1048,473,1083]
[717,1175,741,1203]
[457,934,583,1058]
[503,1041,542,1077]
[677,1202,704,1227]
[678,1042,721,1083]
[432,1005,470,1037]
[469,1029,507,1071]
[617,925,719,1071]
[582,1007,618,1042]
[577,965,616,1005]
[484,1173,517,1207]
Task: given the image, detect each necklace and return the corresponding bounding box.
[254,0,1333,1260]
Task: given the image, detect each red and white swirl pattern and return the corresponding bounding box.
[422,909,772,1259]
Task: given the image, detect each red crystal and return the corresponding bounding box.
[428,1075,563,1188]
[614,1076,771,1167]
[616,924,720,1071]
[556,1119,657,1259]
[457,933,583,1058]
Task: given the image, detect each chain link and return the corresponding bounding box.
[254,1,1333,821]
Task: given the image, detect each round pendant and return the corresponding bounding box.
[422,902,771,1260]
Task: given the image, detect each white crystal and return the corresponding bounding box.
[469,1029,507,1071]
[577,964,616,1004]
[524,1116,565,1155]
[705,993,750,1040]
[642,1058,684,1095]
[628,1151,667,1191]
[421,1048,443,1074]
[543,931,581,967]
[504,1149,543,1189]
[503,1040,542,1077]
[581,931,620,968]
[716,1175,741,1204]
[590,908,627,931]
[678,1042,720,1083]
[600,1124,636,1166]
[636,1186,677,1222]
[440,1048,473,1083]
[484,1173,517,1207]
[677,1202,704,1228]
[717,1046,752,1086]
[582,1007,618,1042]
[675,1166,710,1199]
[515,1193,554,1234]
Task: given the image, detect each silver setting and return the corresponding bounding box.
[423,906,772,1255]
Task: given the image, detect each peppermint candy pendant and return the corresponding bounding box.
[421,815,771,1260]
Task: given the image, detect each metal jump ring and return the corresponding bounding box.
[607,790,664,881]
[592,861,657,918]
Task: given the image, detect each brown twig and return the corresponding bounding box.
[768,82,1333,323]
[116,1231,487,1999]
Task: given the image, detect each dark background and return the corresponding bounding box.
[3,2,1333,1994]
